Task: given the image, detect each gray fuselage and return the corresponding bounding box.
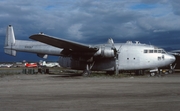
[59,41,175,71]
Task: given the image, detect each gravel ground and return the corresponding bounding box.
[0,73,180,111]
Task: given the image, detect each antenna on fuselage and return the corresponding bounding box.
[108,38,114,44]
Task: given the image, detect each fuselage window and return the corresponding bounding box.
[144,50,148,53]
[149,50,153,53]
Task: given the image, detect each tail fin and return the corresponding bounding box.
[4,25,16,56]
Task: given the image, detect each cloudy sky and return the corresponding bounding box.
[0,0,180,62]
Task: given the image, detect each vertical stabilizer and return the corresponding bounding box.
[4,25,16,56]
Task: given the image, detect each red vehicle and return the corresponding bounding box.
[25,63,38,68]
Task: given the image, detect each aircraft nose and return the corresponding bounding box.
[168,54,176,63]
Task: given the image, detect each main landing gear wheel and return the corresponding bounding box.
[82,70,91,77]
[82,63,93,77]
[150,72,156,76]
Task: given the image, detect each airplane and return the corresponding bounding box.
[0,63,13,68]
[25,62,38,68]
[40,61,60,68]
[4,25,176,76]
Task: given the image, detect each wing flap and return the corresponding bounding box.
[29,34,98,52]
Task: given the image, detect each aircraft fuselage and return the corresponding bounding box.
[59,41,175,71]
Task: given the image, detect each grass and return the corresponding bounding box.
[0,67,147,78]
[89,72,139,78]
[0,72,21,78]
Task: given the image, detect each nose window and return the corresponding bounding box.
[162,50,166,54]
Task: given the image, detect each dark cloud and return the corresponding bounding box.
[171,0,180,15]
[0,0,180,61]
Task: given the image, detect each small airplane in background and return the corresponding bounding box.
[40,61,60,68]
[4,25,176,76]
[25,62,38,68]
[0,63,13,68]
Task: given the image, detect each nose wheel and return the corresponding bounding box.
[150,72,156,76]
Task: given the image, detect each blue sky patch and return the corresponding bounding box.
[45,5,55,10]
[130,3,157,10]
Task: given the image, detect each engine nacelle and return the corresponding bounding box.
[94,46,115,58]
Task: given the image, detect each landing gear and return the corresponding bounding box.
[82,62,95,77]
[149,69,162,77]
[150,72,156,76]
[169,63,176,74]
[168,69,174,74]
[115,58,119,75]
[83,70,91,76]
[149,68,159,77]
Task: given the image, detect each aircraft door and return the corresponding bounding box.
[118,45,141,70]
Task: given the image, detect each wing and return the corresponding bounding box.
[29,34,98,52]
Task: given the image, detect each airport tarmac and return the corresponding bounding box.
[0,73,180,111]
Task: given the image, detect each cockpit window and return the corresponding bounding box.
[154,50,157,53]
[158,50,162,53]
[144,49,166,54]
[149,50,153,53]
[144,50,148,53]
[162,50,166,54]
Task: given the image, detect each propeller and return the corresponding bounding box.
[107,38,117,56]
[107,38,119,75]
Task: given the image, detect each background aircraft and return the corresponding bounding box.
[4,25,175,76]
[40,61,60,68]
[25,62,38,68]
